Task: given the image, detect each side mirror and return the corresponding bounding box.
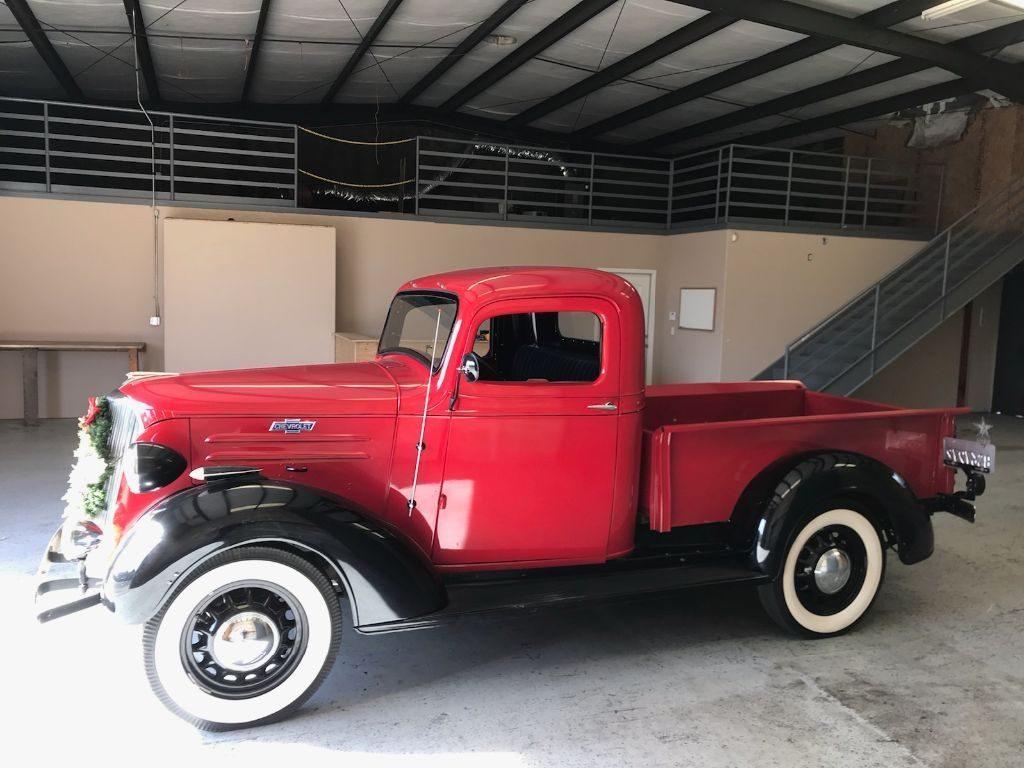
[458,352,481,383]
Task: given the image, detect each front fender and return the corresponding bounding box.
[752,452,934,577]
[102,479,445,628]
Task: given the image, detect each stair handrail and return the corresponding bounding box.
[820,204,1024,392]
[765,174,1024,377]
[790,206,1013,382]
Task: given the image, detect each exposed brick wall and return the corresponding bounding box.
[843,104,1024,229]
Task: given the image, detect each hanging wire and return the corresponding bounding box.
[298,126,415,144]
[571,0,627,131]
[337,0,400,98]
[70,0,191,80]
[299,169,414,187]
[130,6,161,322]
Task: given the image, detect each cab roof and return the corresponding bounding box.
[397,266,646,396]
[398,266,639,311]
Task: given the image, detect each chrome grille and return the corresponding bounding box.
[102,394,141,524]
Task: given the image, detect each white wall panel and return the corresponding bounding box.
[163,219,335,372]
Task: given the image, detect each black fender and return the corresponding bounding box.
[102,478,446,629]
[743,451,934,578]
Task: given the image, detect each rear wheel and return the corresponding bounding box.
[758,506,886,637]
[143,546,342,730]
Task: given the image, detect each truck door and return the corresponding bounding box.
[435,297,621,566]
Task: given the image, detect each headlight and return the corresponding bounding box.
[124,442,187,493]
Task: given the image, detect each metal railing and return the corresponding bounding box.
[0,97,940,235]
[415,137,673,229]
[670,144,944,232]
[0,98,296,205]
[757,175,1024,393]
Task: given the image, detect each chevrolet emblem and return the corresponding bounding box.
[269,419,316,434]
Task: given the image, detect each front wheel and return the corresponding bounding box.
[143,546,342,730]
[758,506,886,637]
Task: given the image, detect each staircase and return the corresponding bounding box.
[757,176,1024,394]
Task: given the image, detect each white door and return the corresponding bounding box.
[603,268,655,384]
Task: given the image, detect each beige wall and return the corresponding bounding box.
[719,231,925,380]
[854,312,965,409]
[963,282,1003,412]
[0,197,162,419]
[655,229,728,383]
[0,196,668,418]
[0,193,950,418]
[161,209,669,340]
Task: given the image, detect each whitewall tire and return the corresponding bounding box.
[143,546,342,730]
[758,506,886,637]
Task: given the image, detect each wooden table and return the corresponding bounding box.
[0,341,146,426]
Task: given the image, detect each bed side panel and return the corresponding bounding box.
[643,381,806,429]
[659,411,956,528]
[804,390,900,415]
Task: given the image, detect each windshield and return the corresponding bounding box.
[378,292,458,372]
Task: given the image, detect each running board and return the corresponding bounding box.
[357,555,765,634]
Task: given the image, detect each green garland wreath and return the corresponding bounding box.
[62,395,114,519]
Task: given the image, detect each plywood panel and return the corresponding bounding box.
[163,219,334,372]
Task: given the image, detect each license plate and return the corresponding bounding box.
[943,437,996,473]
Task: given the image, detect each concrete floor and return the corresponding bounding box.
[1,416,1022,767]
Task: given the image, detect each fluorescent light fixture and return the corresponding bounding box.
[923,0,1024,21]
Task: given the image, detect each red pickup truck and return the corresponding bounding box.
[37,266,991,730]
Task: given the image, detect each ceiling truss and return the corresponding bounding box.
[2,0,1023,154]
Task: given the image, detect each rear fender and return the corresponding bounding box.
[102,479,445,628]
[740,451,934,577]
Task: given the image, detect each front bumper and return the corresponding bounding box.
[35,523,104,623]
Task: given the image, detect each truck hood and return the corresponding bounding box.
[120,362,398,421]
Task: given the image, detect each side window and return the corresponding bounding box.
[558,311,601,343]
[473,310,602,383]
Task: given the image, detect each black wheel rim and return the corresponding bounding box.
[180,580,307,699]
[793,524,868,616]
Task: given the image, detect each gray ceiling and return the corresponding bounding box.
[2,0,1023,153]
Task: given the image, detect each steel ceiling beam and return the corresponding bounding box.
[638,18,1024,152]
[321,0,405,104]
[672,0,1024,99]
[5,0,82,99]
[398,0,529,105]
[241,0,272,103]
[740,78,985,146]
[571,1,957,139]
[122,0,161,102]
[439,0,620,113]
[510,12,736,127]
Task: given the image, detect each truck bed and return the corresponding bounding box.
[639,381,963,532]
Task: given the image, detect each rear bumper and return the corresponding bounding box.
[921,468,987,524]
[922,496,978,523]
[35,524,104,623]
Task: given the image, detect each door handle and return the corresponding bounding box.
[587,402,617,411]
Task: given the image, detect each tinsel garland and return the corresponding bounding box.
[61,396,113,519]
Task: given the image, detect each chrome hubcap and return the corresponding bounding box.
[209,611,281,672]
[813,547,852,595]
